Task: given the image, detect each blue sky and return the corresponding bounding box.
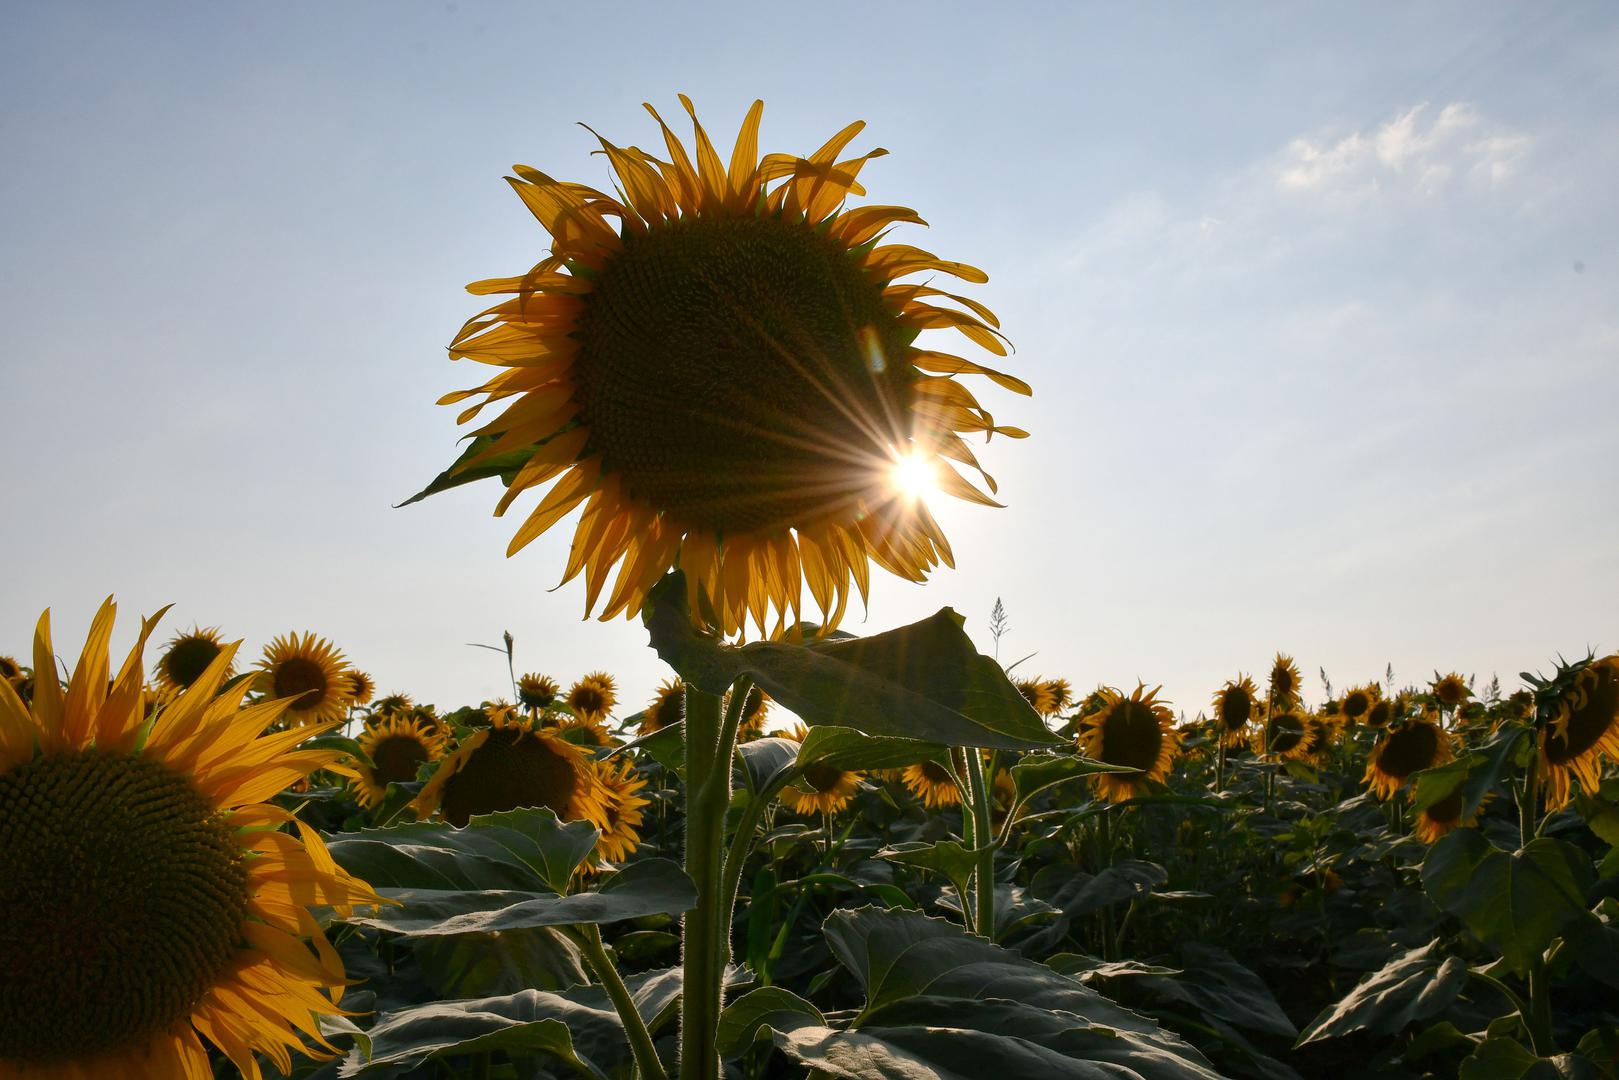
[3,3,1615,722]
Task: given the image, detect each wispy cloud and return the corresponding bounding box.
[1274,103,1531,203]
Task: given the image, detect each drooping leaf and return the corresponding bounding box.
[1296,940,1469,1046]
[1010,752,1135,804]
[413,926,589,998]
[878,840,978,900]
[1035,860,1169,918]
[338,996,604,1079]
[716,986,827,1061]
[1421,831,1592,976]
[1136,945,1297,1040]
[643,572,1061,750]
[325,808,601,895]
[340,858,696,937]
[737,736,800,794]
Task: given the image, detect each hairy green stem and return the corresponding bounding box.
[679,684,728,1080]
[1526,958,1556,1056]
[1519,756,1541,847]
[718,782,777,957]
[575,924,668,1080]
[964,749,996,939]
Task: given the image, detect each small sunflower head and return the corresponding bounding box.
[414,711,609,828]
[1212,676,1258,746]
[1340,683,1379,724]
[728,684,772,739]
[1537,654,1619,809]
[1258,710,1309,760]
[347,669,376,707]
[154,626,233,692]
[1364,718,1453,800]
[1044,678,1073,716]
[0,655,19,683]
[567,672,618,721]
[1432,672,1471,709]
[1363,697,1395,729]
[1414,788,1491,844]
[517,673,561,710]
[781,738,862,816]
[901,759,962,809]
[255,632,352,725]
[1016,678,1059,716]
[354,715,447,810]
[371,692,413,719]
[641,678,686,735]
[592,756,650,865]
[1076,684,1181,803]
[1269,653,1303,709]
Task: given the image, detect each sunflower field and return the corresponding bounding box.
[4,98,1618,1080]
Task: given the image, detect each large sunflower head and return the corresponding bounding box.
[1538,654,1619,810]
[640,678,686,735]
[431,98,1029,637]
[1268,653,1303,710]
[779,723,862,815]
[1076,684,1182,803]
[592,755,650,865]
[517,672,561,710]
[900,758,962,809]
[0,600,383,1078]
[1364,718,1454,800]
[566,672,618,721]
[415,709,609,829]
[255,632,352,726]
[153,625,233,692]
[353,714,448,810]
[1432,672,1471,709]
[1211,675,1259,746]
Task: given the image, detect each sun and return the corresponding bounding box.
[890,451,941,503]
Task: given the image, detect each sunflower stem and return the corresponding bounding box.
[574,924,668,1080]
[718,779,781,961]
[1526,957,1557,1056]
[679,683,730,1080]
[1214,740,1226,793]
[1518,755,1541,848]
[964,747,997,940]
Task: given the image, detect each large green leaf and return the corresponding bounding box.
[1421,831,1592,975]
[821,906,1208,1058]
[340,995,604,1079]
[1034,860,1168,918]
[795,725,952,772]
[716,986,827,1061]
[1136,945,1296,1040]
[1296,940,1468,1046]
[737,735,800,794]
[878,841,978,901]
[643,572,1060,750]
[413,926,589,998]
[325,808,600,895]
[342,858,696,937]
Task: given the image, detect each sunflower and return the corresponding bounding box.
[1339,683,1378,726]
[1414,789,1491,845]
[518,672,560,710]
[1298,714,1335,763]
[728,684,771,739]
[346,670,376,707]
[901,759,962,809]
[1539,655,1619,809]
[1044,678,1074,716]
[567,672,618,721]
[778,724,862,815]
[352,714,448,810]
[0,600,383,1079]
[1364,719,1453,800]
[255,632,352,726]
[640,678,686,735]
[0,655,19,684]
[1076,685,1182,802]
[558,715,617,749]
[153,625,233,692]
[1015,678,1058,717]
[1268,653,1303,710]
[432,97,1027,638]
[1257,710,1311,761]
[1211,675,1259,747]
[371,692,413,719]
[1363,696,1395,729]
[415,710,609,828]
[1432,672,1471,710]
[592,755,650,864]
